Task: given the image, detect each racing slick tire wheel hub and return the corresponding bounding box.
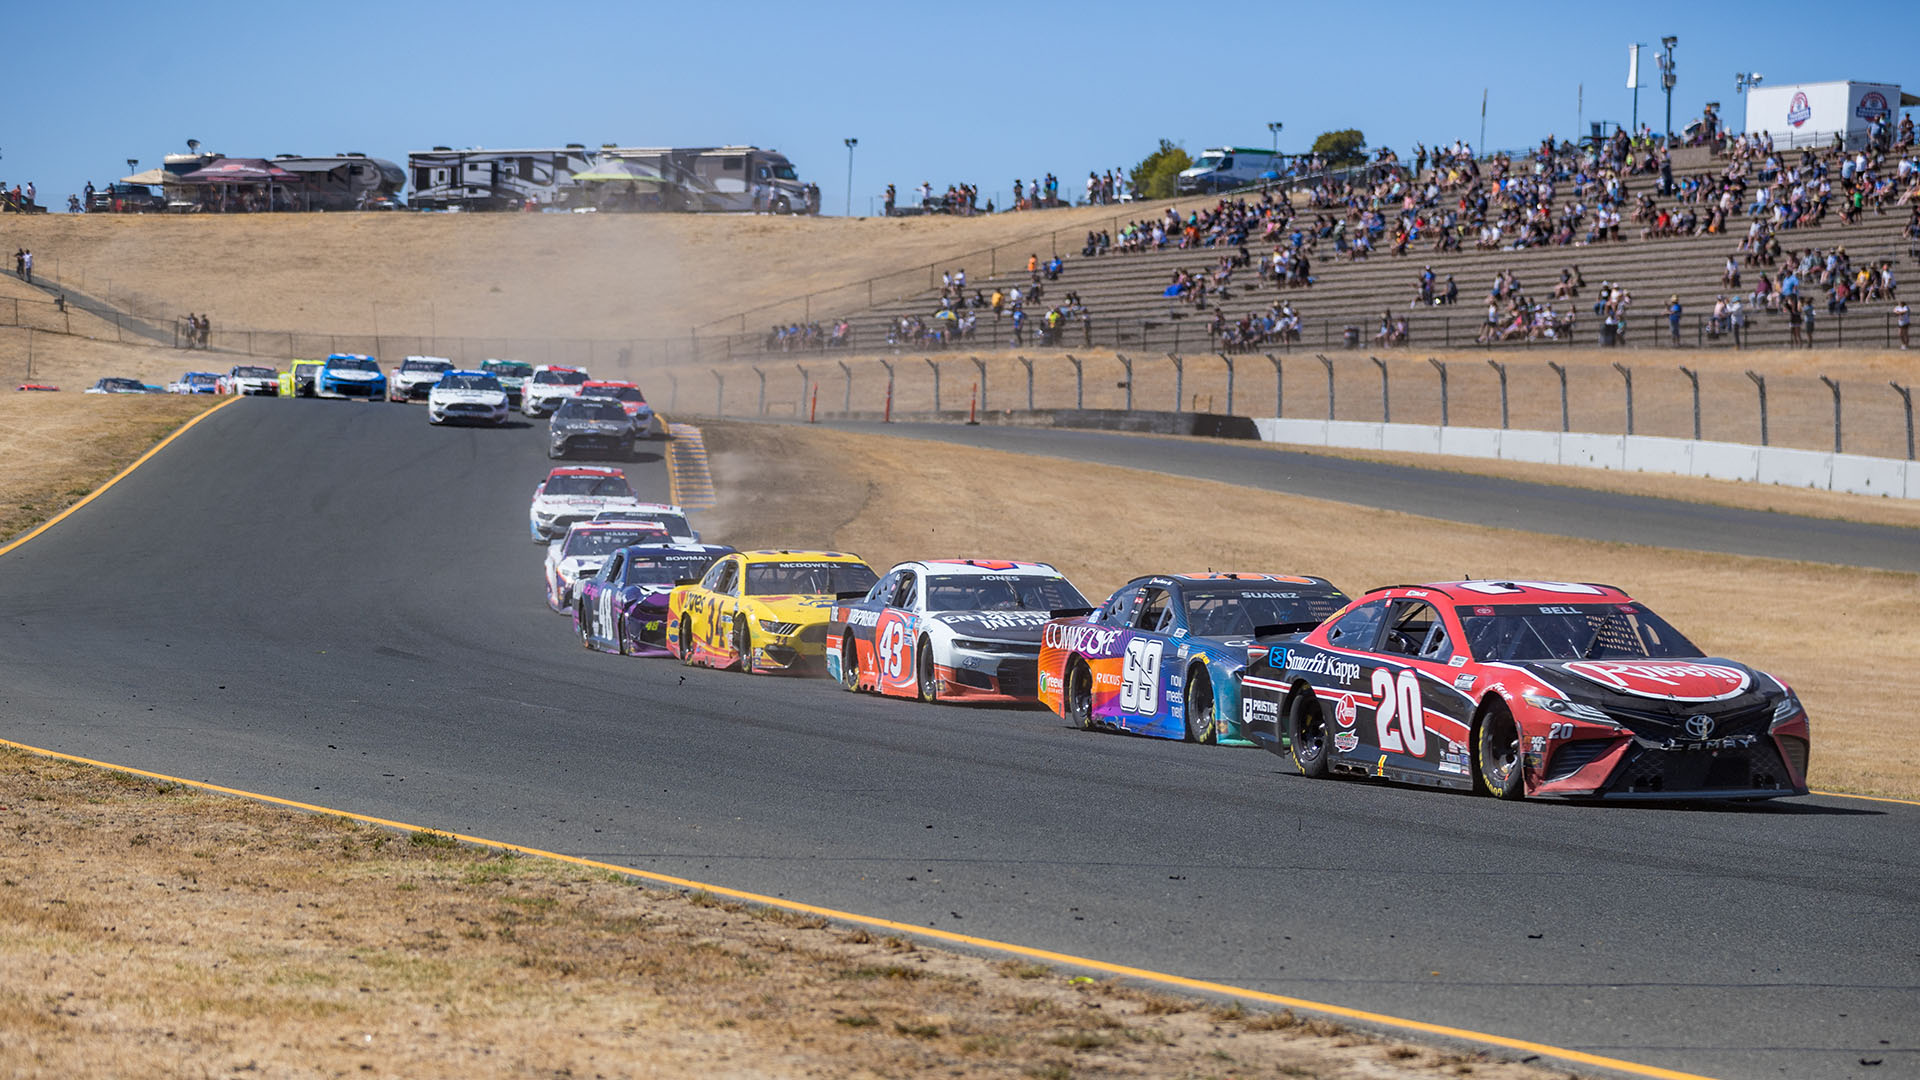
[1475,702,1526,800]
[1288,691,1330,779]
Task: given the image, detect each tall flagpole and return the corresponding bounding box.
[1479,88,1488,154]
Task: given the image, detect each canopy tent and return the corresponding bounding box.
[571,159,669,183]
[175,158,301,212]
[117,167,172,186]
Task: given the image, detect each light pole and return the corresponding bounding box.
[1735,72,1764,136]
[1267,121,1283,156]
[126,158,138,176]
[843,138,857,217]
[1657,36,1678,143]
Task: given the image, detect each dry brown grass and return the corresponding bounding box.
[0,748,1565,1079]
[697,421,1920,799]
[0,393,216,542]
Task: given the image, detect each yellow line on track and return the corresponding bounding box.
[0,395,243,560]
[1814,789,1920,807]
[0,734,1728,1080]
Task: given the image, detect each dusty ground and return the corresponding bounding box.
[697,421,1920,801]
[0,748,1571,1080]
[0,393,214,543]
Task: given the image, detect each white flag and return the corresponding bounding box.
[1626,43,1640,90]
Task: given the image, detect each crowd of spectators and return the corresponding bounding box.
[887,182,984,216]
[763,320,854,352]
[1,181,38,213]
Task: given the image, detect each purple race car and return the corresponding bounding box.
[574,543,736,656]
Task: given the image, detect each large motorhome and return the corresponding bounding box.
[600,146,819,214]
[407,146,599,210]
[270,154,406,210]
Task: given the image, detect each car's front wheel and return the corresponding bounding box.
[1065,660,1096,730]
[1184,669,1217,744]
[1287,690,1330,778]
[733,619,755,674]
[1474,700,1526,800]
[915,638,939,703]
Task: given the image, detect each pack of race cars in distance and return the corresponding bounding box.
[524,469,1810,801]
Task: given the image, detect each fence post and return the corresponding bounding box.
[1168,353,1184,411]
[711,369,725,417]
[1892,382,1914,460]
[1266,353,1284,418]
[1066,354,1083,409]
[1117,353,1133,411]
[926,357,942,412]
[1369,355,1389,423]
[668,372,679,412]
[1019,355,1035,410]
[752,367,767,417]
[1317,353,1336,420]
[1746,370,1770,446]
[796,363,809,413]
[1218,353,1235,415]
[1819,375,1842,454]
[1678,366,1701,440]
[1611,361,1635,436]
[972,355,987,411]
[1487,358,1509,429]
[1427,358,1448,426]
[838,359,853,413]
[1544,360,1569,432]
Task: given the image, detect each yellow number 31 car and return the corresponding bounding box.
[668,550,879,675]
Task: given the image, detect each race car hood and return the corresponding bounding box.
[553,417,635,436]
[431,388,507,406]
[1513,657,1786,737]
[745,594,838,624]
[527,384,583,400]
[533,493,641,514]
[325,368,380,381]
[395,371,446,387]
[928,609,1056,643]
[557,555,609,581]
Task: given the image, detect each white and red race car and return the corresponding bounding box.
[543,520,672,612]
[389,356,454,402]
[528,466,644,544]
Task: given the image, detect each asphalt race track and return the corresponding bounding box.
[824,421,1920,573]
[1,398,1915,1080]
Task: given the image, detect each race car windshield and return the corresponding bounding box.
[402,361,451,373]
[924,575,1088,612]
[544,475,634,498]
[233,367,275,378]
[103,378,145,390]
[534,370,589,386]
[558,400,630,421]
[186,374,220,384]
[745,562,878,596]
[441,375,502,392]
[1457,604,1702,662]
[624,555,721,585]
[1183,588,1349,638]
[484,361,532,377]
[328,357,379,371]
[563,529,667,556]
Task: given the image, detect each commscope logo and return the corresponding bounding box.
[1042,623,1123,656]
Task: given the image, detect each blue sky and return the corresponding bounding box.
[6,1,1912,214]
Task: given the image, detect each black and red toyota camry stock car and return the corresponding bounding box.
[1239,580,1811,800]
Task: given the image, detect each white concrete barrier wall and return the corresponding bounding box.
[1252,419,1914,499]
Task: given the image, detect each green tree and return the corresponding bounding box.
[1129,139,1192,200]
[1311,129,1368,167]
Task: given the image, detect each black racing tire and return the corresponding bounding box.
[615,614,630,656]
[733,618,755,674]
[578,606,592,649]
[838,634,861,692]
[1065,659,1096,730]
[1474,700,1526,800]
[1184,668,1217,744]
[679,616,698,666]
[915,637,938,703]
[1287,690,1330,779]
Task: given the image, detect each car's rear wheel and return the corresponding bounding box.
[838,634,861,692]
[1287,690,1330,778]
[679,616,698,666]
[1184,669,1217,744]
[1065,660,1096,730]
[1474,700,1526,800]
[915,638,939,703]
[733,619,755,674]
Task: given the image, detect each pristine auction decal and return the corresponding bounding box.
[1562,661,1752,702]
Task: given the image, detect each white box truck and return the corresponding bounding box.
[1743,80,1906,150]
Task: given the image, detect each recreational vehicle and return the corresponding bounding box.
[407,146,599,211]
[271,154,406,210]
[601,146,819,214]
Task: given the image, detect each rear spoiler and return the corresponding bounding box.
[1049,607,1095,620]
[1253,622,1319,639]
[834,590,872,602]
